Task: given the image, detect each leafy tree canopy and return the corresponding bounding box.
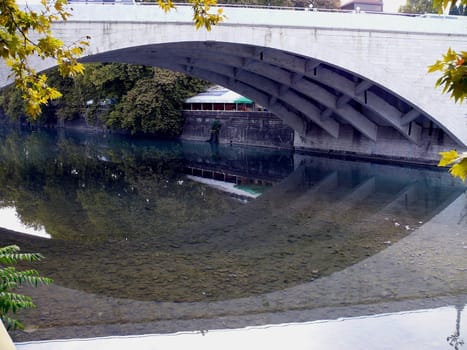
[0,0,89,117]
[49,63,155,123]
[0,0,223,118]
[0,0,340,119]
[106,68,208,136]
[0,63,209,137]
[400,0,467,13]
[399,0,436,13]
[294,0,340,9]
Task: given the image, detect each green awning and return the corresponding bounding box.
[234,96,253,104]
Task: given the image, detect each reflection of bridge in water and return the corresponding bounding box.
[181,141,294,186]
[5,151,466,342]
[184,165,277,187]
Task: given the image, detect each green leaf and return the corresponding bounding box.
[0,244,52,331]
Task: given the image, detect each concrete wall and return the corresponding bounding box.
[294,123,459,164]
[181,111,294,149]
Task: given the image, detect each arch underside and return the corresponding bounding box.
[83,41,457,149]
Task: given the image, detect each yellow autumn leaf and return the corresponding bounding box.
[71,62,85,75]
[438,150,460,167]
[427,61,443,73]
[25,101,42,117]
[157,0,175,12]
[46,87,62,100]
[449,159,467,182]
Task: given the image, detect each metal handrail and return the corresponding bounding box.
[65,0,467,19]
[68,0,422,17]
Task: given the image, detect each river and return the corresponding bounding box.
[0,125,466,348]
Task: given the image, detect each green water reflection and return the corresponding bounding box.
[0,126,465,305]
[0,127,293,241]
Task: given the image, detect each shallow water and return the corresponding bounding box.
[0,126,465,342]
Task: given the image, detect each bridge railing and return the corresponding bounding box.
[65,0,421,17]
[65,0,467,19]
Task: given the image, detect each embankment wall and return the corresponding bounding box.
[181,111,294,149]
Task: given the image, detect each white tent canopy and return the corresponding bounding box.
[185,86,253,104]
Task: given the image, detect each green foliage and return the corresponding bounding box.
[0,129,241,244]
[0,0,89,117]
[1,0,222,118]
[308,0,340,8]
[0,245,52,330]
[0,86,25,121]
[0,64,208,136]
[0,63,208,137]
[399,0,436,13]
[46,63,154,124]
[103,68,208,136]
[400,0,467,14]
[189,0,225,30]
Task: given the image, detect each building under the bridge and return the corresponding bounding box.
[182,86,294,149]
[184,85,260,112]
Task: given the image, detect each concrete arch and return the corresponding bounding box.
[83,40,462,161]
[88,42,395,139]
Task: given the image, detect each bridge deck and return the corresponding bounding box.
[58,3,467,36]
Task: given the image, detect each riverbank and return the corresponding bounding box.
[1,115,459,168]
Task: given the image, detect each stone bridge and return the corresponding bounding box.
[2,3,467,161]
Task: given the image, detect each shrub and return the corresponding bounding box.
[0,245,52,330]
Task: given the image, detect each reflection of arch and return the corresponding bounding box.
[1,148,466,340]
[2,154,465,302]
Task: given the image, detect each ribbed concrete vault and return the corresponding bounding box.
[84,41,443,148]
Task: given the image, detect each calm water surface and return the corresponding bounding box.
[0,126,466,345]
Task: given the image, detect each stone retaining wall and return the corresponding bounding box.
[180,111,294,149]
